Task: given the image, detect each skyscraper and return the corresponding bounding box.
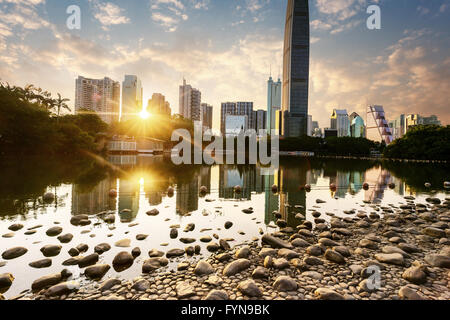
[281,0,310,137]
[201,103,213,132]
[267,76,282,132]
[366,105,393,145]
[75,76,120,125]
[220,102,254,135]
[179,79,202,123]
[331,109,350,137]
[350,112,366,138]
[121,75,143,122]
[147,93,171,116]
[255,109,267,132]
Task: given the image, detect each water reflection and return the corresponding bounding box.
[0,156,449,222]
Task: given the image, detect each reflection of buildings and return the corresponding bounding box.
[350,171,365,194]
[71,177,116,215]
[118,179,140,222]
[335,171,350,198]
[278,165,307,227]
[199,166,212,195]
[264,174,280,225]
[176,179,199,215]
[219,166,255,200]
[364,167,391,203]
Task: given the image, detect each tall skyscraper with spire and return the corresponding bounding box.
[281,0,310,137]
[267,76,282,133]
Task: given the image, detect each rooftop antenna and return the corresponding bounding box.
[270,63,272,79]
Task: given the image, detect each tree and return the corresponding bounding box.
[54,93,71,119]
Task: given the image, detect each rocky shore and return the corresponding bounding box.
[1,196,450,301]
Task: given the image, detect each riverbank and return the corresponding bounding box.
[7,195,449,301]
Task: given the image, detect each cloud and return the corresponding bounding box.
[90,1,130,30]
[150,0,195,32]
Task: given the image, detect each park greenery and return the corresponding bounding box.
[0,82,108,155]
[383,125,450,161]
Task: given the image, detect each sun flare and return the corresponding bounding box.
[139,110,150,119]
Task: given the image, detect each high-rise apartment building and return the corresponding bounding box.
[255,110,267,133]
[220,102,254,135]
[281,0,310,137]
[201,103,213,132]
[267,76,282,132]
[349,112,366,138]
[179,79,202,123]
[121,75,143,122]
[331,109,350,137]
[75,76,120,125]
[147,93,171,116]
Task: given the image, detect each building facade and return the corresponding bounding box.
[331,109,350,137]
[366,105,393,145]
[201,103,213,132]
[75,76,120,125]
[220,102,254,135]
[121,75,143,122]
[225,115,248,137]
[350,112,366,138]
[267,77,282,132]
[255,109,267,133]
[147,93,171,116]
[179,79,202,123]
[281,0,310,137]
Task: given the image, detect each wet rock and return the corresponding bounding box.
[185,246,195,256]
[149,249,164,258]
[0,273,14,294]
[194,260,214,276]
[238,280,262,297]
[262,234,293,249]
[319,238,340,247]
[200,236,212,243]
[166,249,185,258]
[306,245,323,257]
[224,221,233,230]
[314,288,345,300]
[142,258,168,273]
[176,282,195,299]
[177,262,190,271]
[2,247,28,260]
[359,239,378,250]
[252,266,269,279]
[68,248,79,257]
[29,259,52,269]
[32,272,63,291]
[398,286,425,300]
[99,278,121,292]
[223,259,251,276]
[278,249,299,259]
[204,290,228,300]
[180,238,196,244]
[2,233,15,238]
[207,243,220,252]
[291,238,310,248]
[398,243,421,254]
[78,253,100,268]
[259,248,277,258]
[131,247,141,258]
[8,224,23,232]
[303,256,323,266]
[112,252,134,271]
[423,227,446,238]
[301,271,323,281]
[273,258,290,269]
[273,276,297,292]
[264,256,273,268]
[374,253,404,266]
[324,249,346,264]
[333,246,351,257]
[184,223,195,232]
[94,243,111,255]
[136,234,148,241]
[45,281,79,297]
[424,254,450,268]
[46,226,63,237]
[146,209,159,216]
[40,245,62,257]
[349,264,363,275]
[114,239,131,248]
[103,214,115,224]
[402,266,427,284]
[219,239,231,251]
[170,228,178,239]
[235,247,251,259]
[358,279,378,293]
[62,257,83,266]
[70,215,89,226]
[76,243,88,253]
[57,233,73,244]
[216,253,232,262]
[84,264,111,280]
[132,279,150,291]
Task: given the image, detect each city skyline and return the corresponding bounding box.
[0,0,449,130]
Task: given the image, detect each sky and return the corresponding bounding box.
[0,0,449,130]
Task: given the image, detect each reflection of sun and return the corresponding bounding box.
[139,110,150,119]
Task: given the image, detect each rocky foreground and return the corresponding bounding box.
[1,196,450,301]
